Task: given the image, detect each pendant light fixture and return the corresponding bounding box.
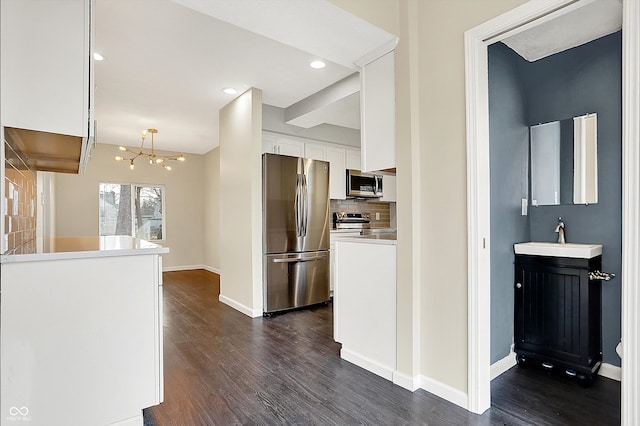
[114,129,185,170]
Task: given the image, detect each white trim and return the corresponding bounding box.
[108,414,143,426]
[340,348,394,381]
[419,375,468,411]
[490,352,516,381]
[161,264,221,274]
[465,0,638,419]
[392,370,420,392]
[218,294,262,318]
[599,363,622,382]
[353,38,399,68]
[621,0,640,424]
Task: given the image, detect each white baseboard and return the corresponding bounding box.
[340,348,395,381]
[393,370,420,391]
[490,352,621,382]
[598,362,621,381]
[419,375,468,410]
[161,264,221,274]
[218,294,262,318]
[109,414,143,426]
[491,351,516,380]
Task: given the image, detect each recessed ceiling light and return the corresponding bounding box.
[93,52,104,61]
[222,87,237,95]
[310,60,326,69]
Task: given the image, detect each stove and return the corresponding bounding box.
[333,212,371,230]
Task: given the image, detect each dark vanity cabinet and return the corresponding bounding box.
[514,254,602,382]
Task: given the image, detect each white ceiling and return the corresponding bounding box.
[502,0,622,62]
[94,0,395,155]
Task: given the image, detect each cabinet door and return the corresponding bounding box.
[380,175,397,202]
[262,133,277,154]
[514,263,586,365]
[276,137,305,157]
[346,148,361,170]
[1,0,92,137]
[305,142,327,161]
[360,50,395,172]
[326,146,346,199]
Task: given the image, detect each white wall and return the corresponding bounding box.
[219,88,263,317]
[54,143,205,269]
[330,0,528,395]
[203,147,220,272]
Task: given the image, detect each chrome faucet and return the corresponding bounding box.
[555,217,566,244]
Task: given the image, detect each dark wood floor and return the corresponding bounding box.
[144,270,620,425]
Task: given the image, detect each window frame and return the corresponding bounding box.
[98,181,167,243]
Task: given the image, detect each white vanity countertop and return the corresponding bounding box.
[0,236,169,263]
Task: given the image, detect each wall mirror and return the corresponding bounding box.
[530,113,598,206]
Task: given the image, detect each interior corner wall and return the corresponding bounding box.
[203,147,220,272]
[54,143,205,269]
[488,42,530,364]
[415,0,528,395]
[523,31,622,366]
[219,88,264,316]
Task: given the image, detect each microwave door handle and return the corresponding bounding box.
[374,176,379,195]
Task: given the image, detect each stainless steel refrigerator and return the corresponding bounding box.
[263,153,330,314]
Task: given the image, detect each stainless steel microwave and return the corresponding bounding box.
[346,169,383,198]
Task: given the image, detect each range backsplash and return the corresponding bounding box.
[3,138,37,255]
[330,199,391,229]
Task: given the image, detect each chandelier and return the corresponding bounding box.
[115,128,185,170]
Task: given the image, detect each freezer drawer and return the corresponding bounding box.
[264,251,329,313]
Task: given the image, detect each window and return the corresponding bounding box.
[99,183,165,241]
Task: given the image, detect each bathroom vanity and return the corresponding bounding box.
[513,242,605,384]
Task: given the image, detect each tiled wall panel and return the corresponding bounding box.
[3,139,37,255]
[330,199,391,229]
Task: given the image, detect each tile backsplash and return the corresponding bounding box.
[3,138,37,255]
[330,199,392,229]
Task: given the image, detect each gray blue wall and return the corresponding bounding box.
[488,42,530,364]
[489,31,622,366]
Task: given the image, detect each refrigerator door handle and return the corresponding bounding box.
[272,254,328,263]
[294,174,303,237]
[302,174,308,236]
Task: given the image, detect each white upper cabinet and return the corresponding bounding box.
[262,134,305,157]
[1,0,94,138]
[304,142,327,161]
[326,146,346,200]
[345,148,362,171]
[380,175,397,202]
[360,50,395,172]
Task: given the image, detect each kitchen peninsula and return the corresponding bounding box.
[332,232,397,381]
[0,236,167,426]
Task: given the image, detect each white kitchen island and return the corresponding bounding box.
[0,236,168,426]
[333,233,397,381]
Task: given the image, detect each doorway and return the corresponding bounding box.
[464,0,639,423]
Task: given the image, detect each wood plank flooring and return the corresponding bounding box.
[144,270,620,425]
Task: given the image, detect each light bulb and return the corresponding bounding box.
[155,158,164,163]
[177,155,186,162]
[149,158,154,165]
[129,160,135,170]
[115,156,123,161]
[164,165,172,171]
[119,146,127,151]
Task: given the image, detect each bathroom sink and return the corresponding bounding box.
[514,242,602,259]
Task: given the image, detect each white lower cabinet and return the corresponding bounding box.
[1,253,164,426]
[334,239,397,379]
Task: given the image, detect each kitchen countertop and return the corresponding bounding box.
[0,236,169,263]
[332,233,397,245]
